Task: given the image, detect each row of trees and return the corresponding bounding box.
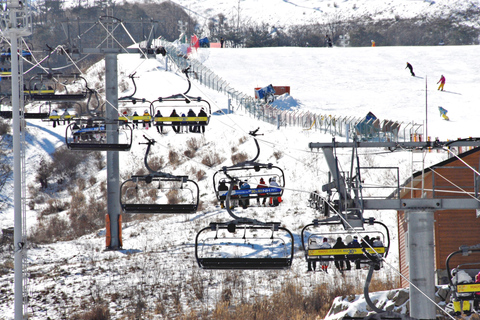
[19,1,480,71]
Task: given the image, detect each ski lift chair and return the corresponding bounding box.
[120,136,200,214]
[446,246,480,308]
[120,175,199,214]
[28,73,91,102]
[301,217,390,270]
[65,118,133,151]
[195,221,294,270]
[150,66,211,131]
[213,128,284,205]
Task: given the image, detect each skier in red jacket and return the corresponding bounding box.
[437,75,446,91]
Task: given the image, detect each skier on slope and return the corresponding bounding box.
[405,62,415,76]
[437,75,446,91]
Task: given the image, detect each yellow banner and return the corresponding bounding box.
[308,247,385,256]
[457,283,480,293]
[26,90,55,94]
[154,116,208,122]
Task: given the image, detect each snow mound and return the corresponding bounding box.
[270,93,301,111]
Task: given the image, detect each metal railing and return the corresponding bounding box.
[158,39,422,142]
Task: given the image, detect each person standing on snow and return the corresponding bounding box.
[405,62,415,76]
[437,75,446,91]
[325,34,333,48]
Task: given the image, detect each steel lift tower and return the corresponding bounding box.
[0,1,32,319]
[309,139,480,320]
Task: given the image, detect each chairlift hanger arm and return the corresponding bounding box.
[119,72,139,101]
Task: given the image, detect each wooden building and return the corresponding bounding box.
[397,147,480,287]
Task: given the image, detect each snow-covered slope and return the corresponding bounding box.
[1,43,478,318]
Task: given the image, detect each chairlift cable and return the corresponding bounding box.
[444,146,480,177]
[319,198,456,319]
[56,46,85,75]
[326,205,450,317]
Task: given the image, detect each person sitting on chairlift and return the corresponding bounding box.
[218,180,228,209]
[269,177,281,206]
[143,109,150,129]
[133,111,139,129]
[155,110,163,134]
[240,179,250,209]
[187,108,197,133]
[256,178,267,206]
[307,238,321,272]
[319,237,331,273]
[50,109,59,128]
[170,109,180,133]
[198,107,208,133]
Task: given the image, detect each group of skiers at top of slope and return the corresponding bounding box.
[306,234,384,273]
[405,62,446,91]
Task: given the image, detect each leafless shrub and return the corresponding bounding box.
[201,152,225,167]
[273,150,283,161]
[119,77,130,93]
[135,168,147,176]
[188,270,205,301]
[190,167,206,181]
[35,156,50,189]
[166,190,179,204]
[68,191,107,238]
[0,119,10,135]
[168,150,181,167]
[93,151,105,170]
[77,178,86,191]
[148,155,165,172]
[185,280,361,320]
[184,149,195,159]
[0,258,13,276]
[231,152,248,164]
[29,215,70,244]
[239,136,247,144]
[221,287,233,304]
[71,304,110,320]
[0,163,11,193]
[186,137,202,151]
[147,188,157,202]
[231,146,238,153]
[89,176,97,186]
[40,199,69,217]
[99,181,107,199]
[51,145,90,182]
